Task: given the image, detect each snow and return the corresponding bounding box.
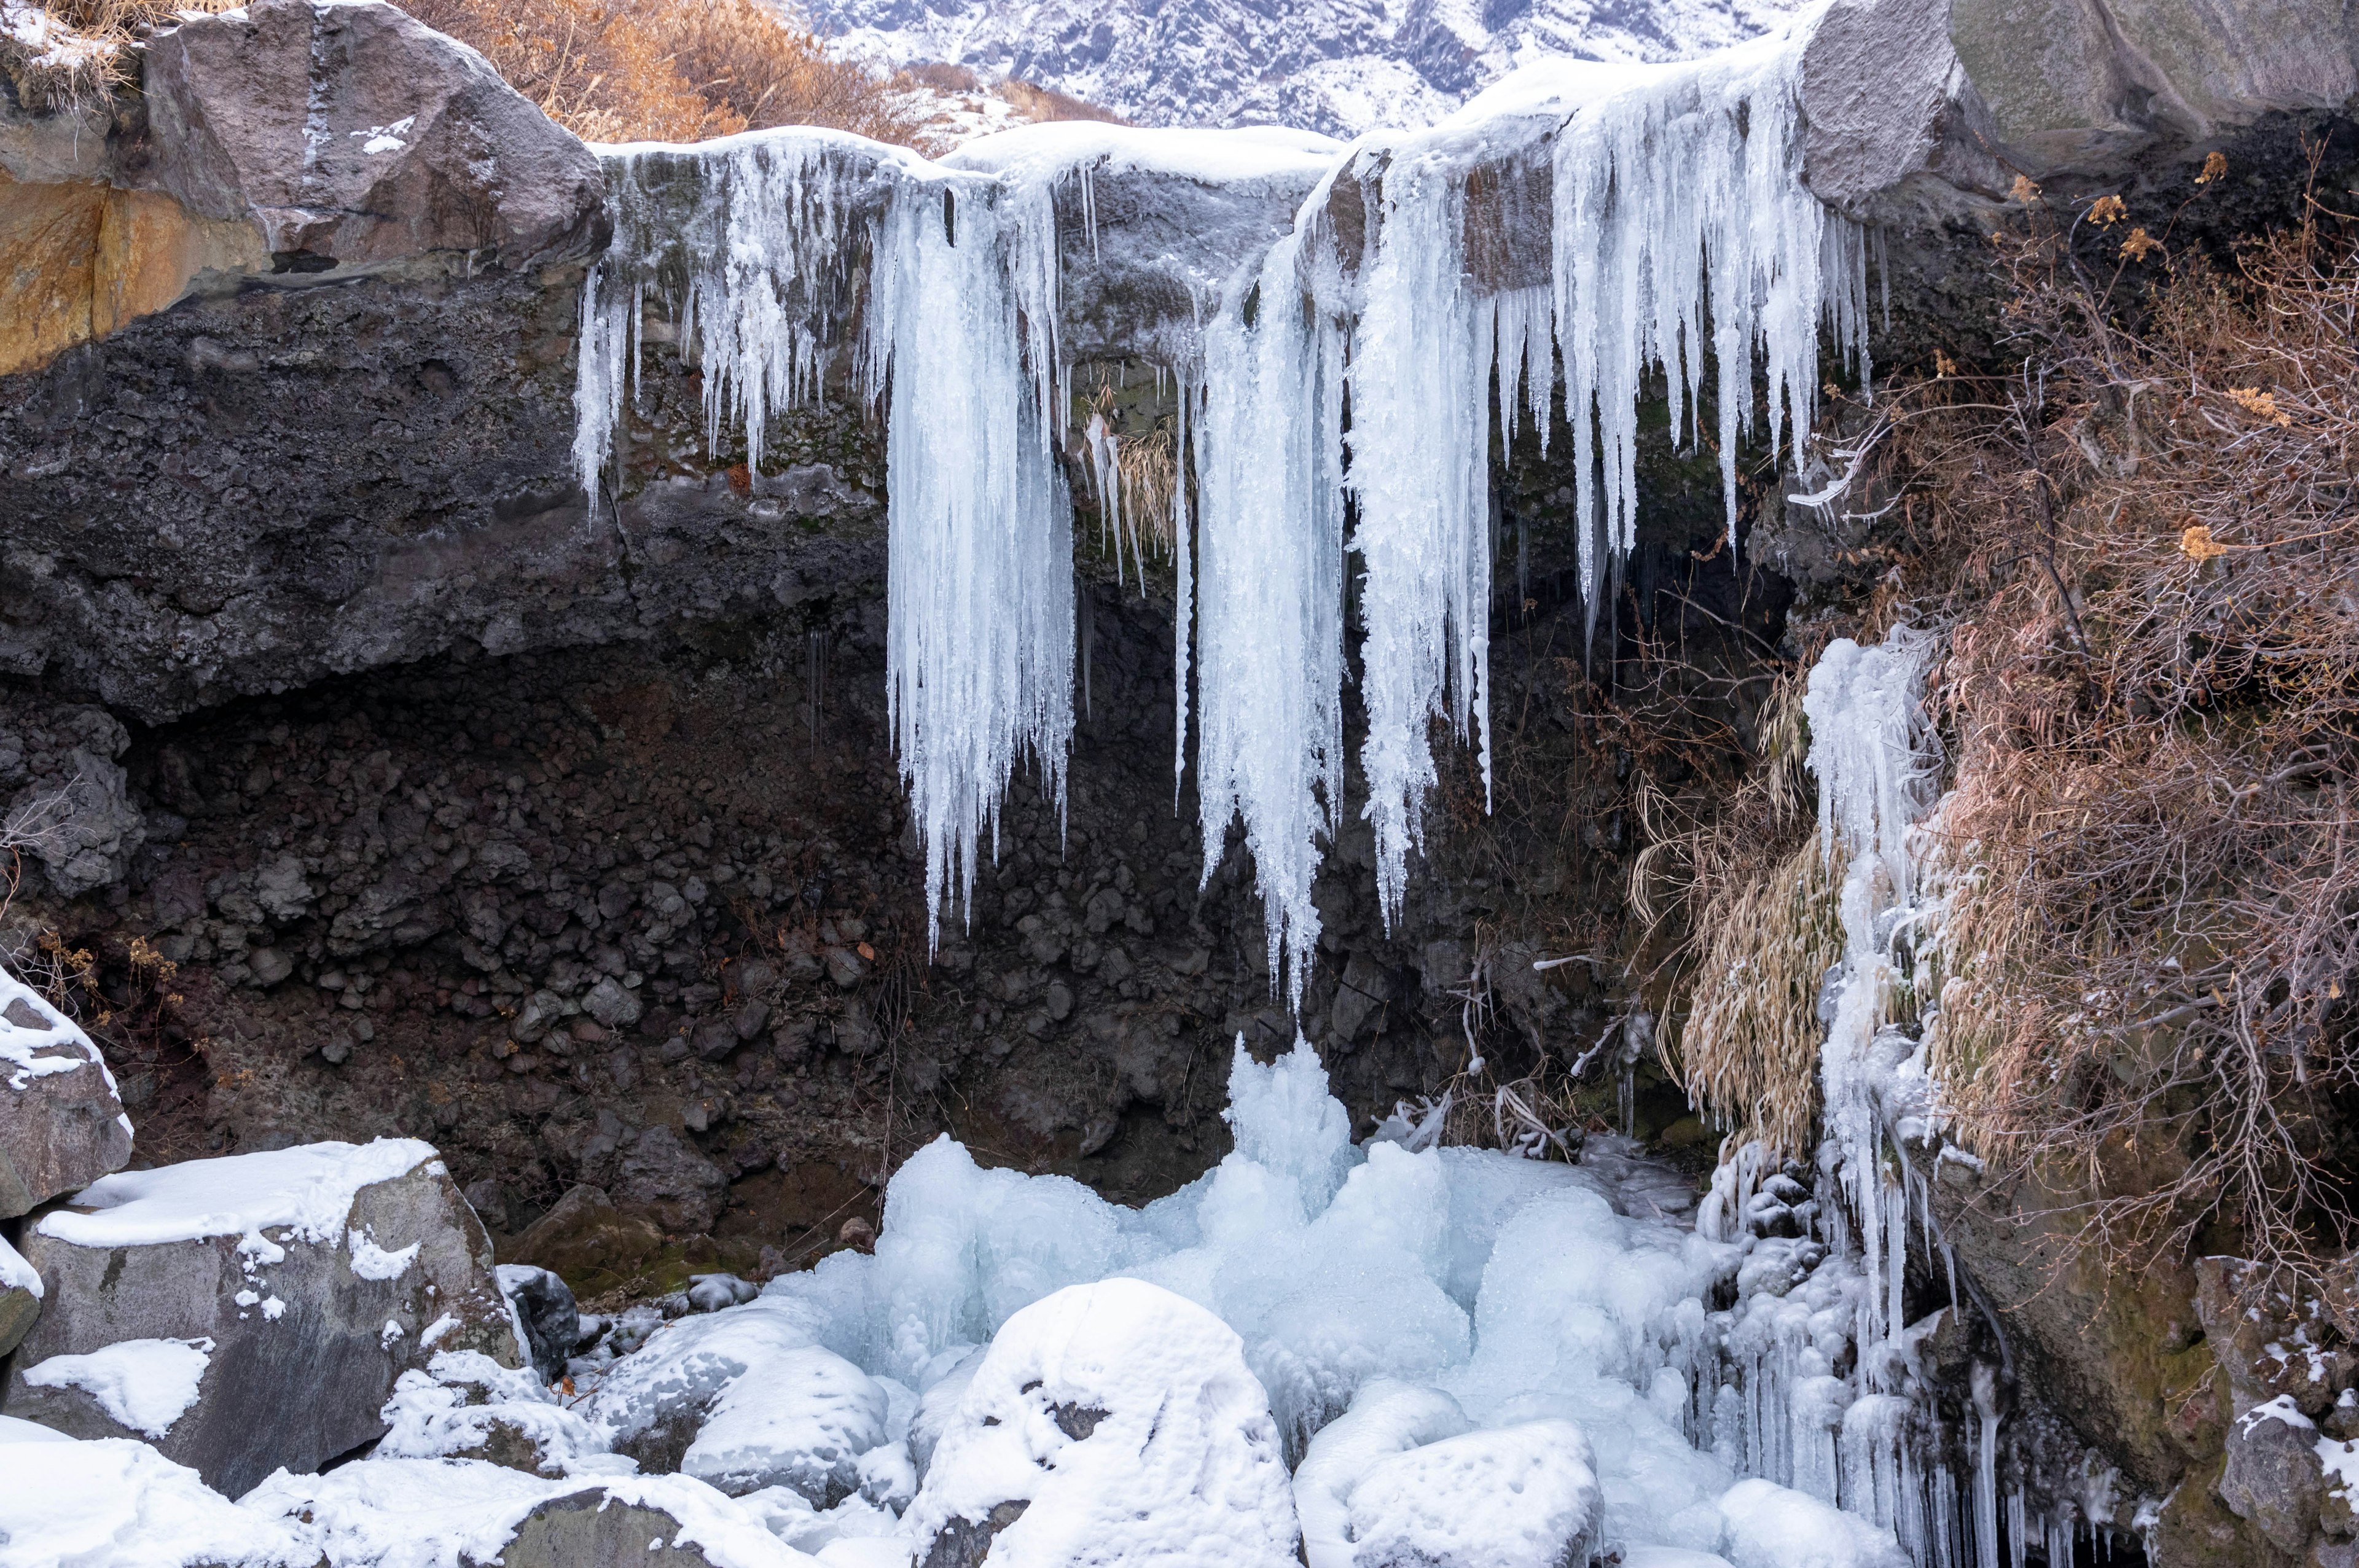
[1344,1419,1601,1568]
[942,122,1344,185]
[1718,1477,1909,1568]
[802,0,1800,139]
[1294,1380,1469,1567]
[349,1227,422,1281]
[0,1435,311,1568]
[374,1350,612,1475]
[18,1336,216,1439]
[36,1139,439,1256]
[0,1413,73,1442]
[904,1277,1299,1567]
[2,1228,44,1299]
[0,964,106,1090]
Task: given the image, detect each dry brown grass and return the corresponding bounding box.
[1637,674,1839,1158]
[1884,193,2359,1278]
[398,0,926,146]
[1,0,238,109]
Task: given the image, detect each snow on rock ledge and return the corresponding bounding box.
[0,967,133,1220]
[4,1137,523,1496]
[904,1277,1300,1568]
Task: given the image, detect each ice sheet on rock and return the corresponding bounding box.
[20,1335,215,1438]
[1718,1476,1909,1568]
[0,965,106,1089]
[683,1343,888,1501]
[1191,222,1348,1005]
[2,1229,44,1298]
[1293,1380,1470,1568]
[942,122,1344,186]
[1346,1419,1601,1568]
[0,1436,310,1568]
[583,1295,886,1504]
[36,1138,439,1252]
[905,1277,1299,1568]
[375,1349,614,1475]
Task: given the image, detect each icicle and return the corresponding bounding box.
[1172,369,1195,813]
[1193,232,1347,1007]
[1549,34,1869,601]
[868,170,1076,950]
[1971,1363,2001,1568]
[1348,153,1496,926]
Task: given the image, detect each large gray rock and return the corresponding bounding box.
[2220,1400,2331,1555]
[496,1489,722,1568]
[612,1125,729,1235]
[133,0,609,272]
[0,1233,40,1357]
[4,1137,522,1496]
[0,698,147,899]
[0,974,132,1217]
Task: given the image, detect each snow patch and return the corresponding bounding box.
[19,1336,215,1439]
[36,1139,439,1258]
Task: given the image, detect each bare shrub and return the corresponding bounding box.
[0,0,239,109]
[1879,190,2359,1278]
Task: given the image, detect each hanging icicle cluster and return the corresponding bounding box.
[569,20,1870,997]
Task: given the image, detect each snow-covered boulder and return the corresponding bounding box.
[1293,1381,1471,1568]
[905,1277,1300,1568]
[0,970,132,1219]
[377,1349,612,1475]
[1344,1420,1600,1568]
[583,1295,888,1505]
[4,1138,523,1495]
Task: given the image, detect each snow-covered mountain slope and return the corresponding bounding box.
[805,0,1801,136]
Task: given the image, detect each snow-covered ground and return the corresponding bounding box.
[0,1039,1909,1567]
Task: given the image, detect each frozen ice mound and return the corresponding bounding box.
[1294,1381,1471,1567]
[903,1276,1300,1568]
[1345,1418,1600,1568]
[582,1295,887,1504]
[1718,1478,1910,1568]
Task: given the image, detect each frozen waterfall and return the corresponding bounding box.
[568,14,1869,983]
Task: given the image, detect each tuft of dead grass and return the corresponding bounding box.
[1887,195,2359,1279]
[1,0,238,111]
[397,0,926,146]
[1637,674,1839,1158]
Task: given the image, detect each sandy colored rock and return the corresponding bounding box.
[0,170,264,378]
[506,1184,666,1295]
[0,979,132,1219]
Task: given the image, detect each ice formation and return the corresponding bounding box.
[568,10,1867,993]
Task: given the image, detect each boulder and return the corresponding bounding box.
[495,1489,725,1567]
[2221,1398,2330,1555]
[133,0,609,273]
[0,970,133,1217]
[0,1231,41,1356]
[582,1295,887,1505]
[613,1126,729,1235]
[1343,1420,1599,1568]
[904,1277,1299,1568]
[507,1184,667,1293]
[4,1137,523,1496]
[1294,1380,1471,1568]
[497,1262,584,1381]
